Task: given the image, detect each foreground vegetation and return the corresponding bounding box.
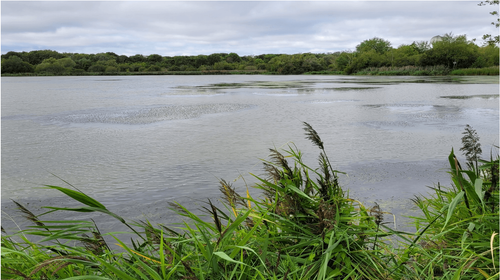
[2,123,498,279]
[2,33,499,76]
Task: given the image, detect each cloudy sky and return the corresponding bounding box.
[1,1,497,57]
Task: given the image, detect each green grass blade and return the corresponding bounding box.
[43,185,106,209]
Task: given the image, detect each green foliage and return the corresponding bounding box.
[147,54,163,64]
[226,52,241,63]
[35,58,68,75]
[408,150,499,279]
[2,33,498,76]
[421,34,479,68]
[355,65,451,76]
[1,55,34,74]
[450,66,499,76]
[356,37,392,54]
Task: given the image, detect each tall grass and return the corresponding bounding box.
[355,65,451,76]
[450,67,499,76]
[2,123,498,279]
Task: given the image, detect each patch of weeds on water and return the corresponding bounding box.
[440,94,499,99]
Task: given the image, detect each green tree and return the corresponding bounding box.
[213,61,234,70]
[35,57,66,74]
[356,37,392,54]
[225,52,241,63]
[147,65,162,71]
[87,64,106,73]
[411,41,431,53]
[392,44,422,66]
[421,34,479,68]
[116,55,129,64]
[129,54,147,63]
[207,53,222,65]
[26,50,64,65]
[472,44,500,67]
[334,51,355,71]
[1,55,34,74]
[345,49,389,73]
[57,57,76,69]
[118,63,131,72]
[147,54,163,64]
[75,58,92,71]
[194,55,208,67]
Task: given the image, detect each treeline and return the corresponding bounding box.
[1,33,498,75]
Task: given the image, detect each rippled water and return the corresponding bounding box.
[2,75,498,218]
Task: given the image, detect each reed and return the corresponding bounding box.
[1,123,498,279]
[450,67,499,76]
[355,65,451,76]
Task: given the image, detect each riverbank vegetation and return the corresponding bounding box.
[2,33,498,76]
[2,123,498,279]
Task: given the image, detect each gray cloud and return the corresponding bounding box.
[1,1,496,56]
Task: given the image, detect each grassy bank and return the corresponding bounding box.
[450,66,499,76]
[352,66,500,76]
[2,123,498,279]
[1,70,271,77]
[3,67,499,77]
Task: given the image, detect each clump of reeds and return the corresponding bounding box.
[460,124,482,173]
[404,125,499,279]
[1,123,498,279]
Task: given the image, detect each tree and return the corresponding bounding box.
[411,41,431,53]
[57,57,76,69]
[147,54,163,64]
[334,51,355,71]
[356,37,392,54]
[421,34,479,68]
[26,50,64,65]
[129,54,147,63]
[207,53,222,65]
[479,0,499,45]
[1,55,34,74]
[35,57,66,74]
[116,55,129,64]
[345,49,389,73]
[75,58,92,71]
[194,55,208,67]
[226,52,241,63]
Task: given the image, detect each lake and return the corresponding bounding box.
[2,75,498,230]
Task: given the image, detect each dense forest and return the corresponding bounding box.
[2,34,499,76]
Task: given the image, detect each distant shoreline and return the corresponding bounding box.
[3,66,498,77]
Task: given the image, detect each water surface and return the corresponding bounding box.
[2,75,498,229]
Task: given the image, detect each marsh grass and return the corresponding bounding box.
[1,123,498,279]
[450,67,499,76]
[355,65,451,76]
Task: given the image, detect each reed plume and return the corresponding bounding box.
[11,200,46,228]
[460,124,482,173]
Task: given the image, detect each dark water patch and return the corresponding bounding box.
[331,76,490,85]
[299,99,359,104]
[330,87,381,90]
[181,80,312,90]
[440,94,499,99]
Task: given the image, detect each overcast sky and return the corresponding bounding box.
[1,1,497,57]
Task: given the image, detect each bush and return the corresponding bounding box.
[1,56,34,74]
